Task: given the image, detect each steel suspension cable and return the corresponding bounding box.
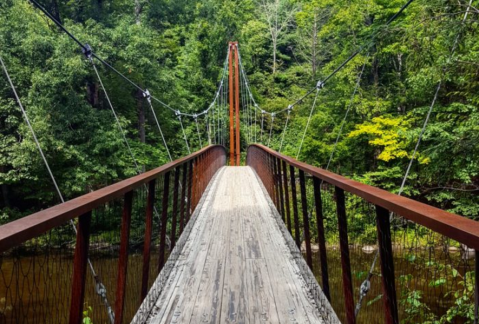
[143,91,173,161]
[279,108,292,153]
[0,55,116,324]
[28,0,179,114]
[295,89,320,159]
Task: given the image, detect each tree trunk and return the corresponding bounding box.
[273,38,277,74]
[48,0,62,24]
[135,0,142,25]
[0,166,10,208]
[86,81,99,107]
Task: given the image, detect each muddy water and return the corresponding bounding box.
[0,247,473,323]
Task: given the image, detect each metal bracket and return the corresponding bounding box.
[143,89,151,103]
[82,44,93,60]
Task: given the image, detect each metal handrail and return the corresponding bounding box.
[248,144,479,251]
[0,145,226,253]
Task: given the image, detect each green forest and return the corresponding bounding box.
[1,0,479,323]
[1,0,478,222]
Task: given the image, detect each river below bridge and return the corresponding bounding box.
[0,246,472,323]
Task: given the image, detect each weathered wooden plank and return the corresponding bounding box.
[186,169,232,323]
[144,167,327,324]
[150,168,225,323]
[244,259,280,323]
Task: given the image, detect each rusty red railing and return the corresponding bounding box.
[0,145,226,324]
[247,144,479,324]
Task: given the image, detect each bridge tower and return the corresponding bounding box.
[228,42,240,166]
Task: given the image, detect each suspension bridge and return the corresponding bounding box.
[1,0,478,323]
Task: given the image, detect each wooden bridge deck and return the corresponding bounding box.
[136,166,337,324]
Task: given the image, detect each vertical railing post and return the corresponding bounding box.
[158,172,170,273]
[289,165,301,248]
[282,160,292,233]
[277,158,285,222]
[273,157,280,209]
[141,179,155,301]
[271,155,277,205]
[114,191,133,324]
[179,163,188,234]
[170,167,181,249]
[299,170,312,269]
[186,160,193,220]
[313,177,330,301]
[376,206,399,324]
[191,157,198,211]
[69,211,92,324]
[335,186,355,324]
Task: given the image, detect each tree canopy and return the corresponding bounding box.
[0,0,478,223]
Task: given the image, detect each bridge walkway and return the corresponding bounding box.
[143,166,329,323]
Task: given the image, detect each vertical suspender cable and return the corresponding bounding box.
[144,92,173,161]
[279,108,291,153]
[194,116,203,148]
[261,112,265,144]
[296,89,320,159]
[267,113,275,147]
[178,114,191,154]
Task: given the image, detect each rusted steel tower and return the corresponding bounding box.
[228,42,241,166]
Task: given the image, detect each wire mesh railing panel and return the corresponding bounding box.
[391,216,475,324]
[0,223,75,324]
[84,197,123,324]
[122,185,148,324]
